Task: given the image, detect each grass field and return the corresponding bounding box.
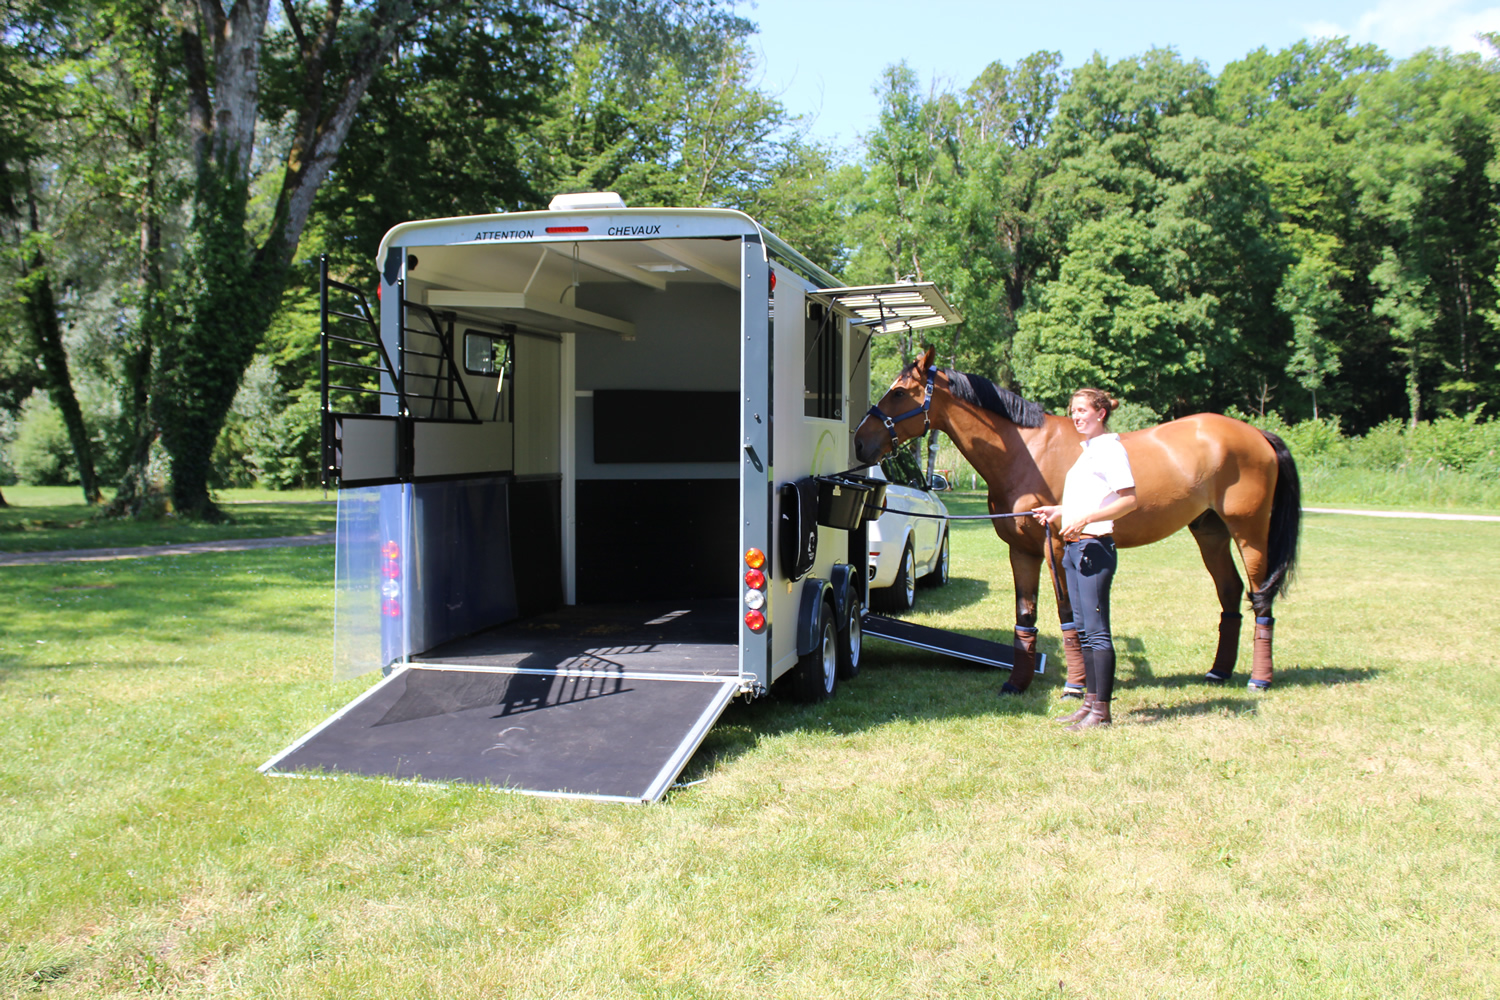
[2,493,1497,998]
[0,487,333,554]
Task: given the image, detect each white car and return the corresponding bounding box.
[864,449,951,613]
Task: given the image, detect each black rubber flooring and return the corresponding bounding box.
[412,598,739,677]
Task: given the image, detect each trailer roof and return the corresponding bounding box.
[377,207,839,289]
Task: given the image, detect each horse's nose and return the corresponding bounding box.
[853,431,883,466]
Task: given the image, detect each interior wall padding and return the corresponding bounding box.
[510,479,563,618]
[575,479,738,603]
[591,390,739,464]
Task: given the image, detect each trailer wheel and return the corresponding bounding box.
[872,540,916,613]
[836,592,862,680]
[922,530,950,587]
[793,600,839,702]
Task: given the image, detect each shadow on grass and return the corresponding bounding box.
[1,548,334,669]
[1121,641,1380,693]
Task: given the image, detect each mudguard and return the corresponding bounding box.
[829,563,860,623]
[796,576,833,656]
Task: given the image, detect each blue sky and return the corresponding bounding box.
[743,0,1500,146]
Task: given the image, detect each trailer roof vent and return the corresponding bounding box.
[548,191,627,212]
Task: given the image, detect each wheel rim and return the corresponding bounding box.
[820,620,837,692]
[902,549,916,605]
[939,535,950,582]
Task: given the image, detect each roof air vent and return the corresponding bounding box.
[548,192,627,212]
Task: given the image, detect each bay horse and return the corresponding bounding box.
[853,347,1301,695]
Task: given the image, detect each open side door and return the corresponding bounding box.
[805,281,962,335]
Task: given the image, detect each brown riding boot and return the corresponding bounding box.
[1055,692,1096,725]
[1249,616,1274,690]
[1067,700,1112,732]
[1060,625,1087,695]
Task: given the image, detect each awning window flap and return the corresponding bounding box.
[806,282,961,335]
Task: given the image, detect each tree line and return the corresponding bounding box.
[2,2,1497,515]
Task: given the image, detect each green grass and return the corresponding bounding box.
[0,487,334,554]
[1,503,1498,997]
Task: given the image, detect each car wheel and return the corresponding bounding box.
[836,590,862,680]
[793,600,839,702]
[872,540,916,613]
[922,529,950,587]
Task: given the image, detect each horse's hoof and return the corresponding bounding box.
[999,681,1026,696]
[1204,671,1231,684]
[1247,678,1271,692]
[1060,683,1085,699]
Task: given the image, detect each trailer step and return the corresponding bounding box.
[861,614,1046,674]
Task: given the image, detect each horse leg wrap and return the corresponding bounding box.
[1002,625,1038,694]
[1060,624,1087,693]
[1206,612,1243,682]
[1250,616,1274,690]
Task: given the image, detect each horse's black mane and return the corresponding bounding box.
[939,368,1046,428]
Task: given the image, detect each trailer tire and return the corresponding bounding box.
[792,599,838,702]
[872,540,916,613]
[836,592,862,680]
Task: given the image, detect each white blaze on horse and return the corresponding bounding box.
[852,347,1301,694]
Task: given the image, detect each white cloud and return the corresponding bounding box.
[1307,1,1500,57]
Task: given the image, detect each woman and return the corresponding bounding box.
[1032,389,1138,731]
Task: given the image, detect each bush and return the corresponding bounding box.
[1405,413,1500,476]
[1346,418,1406,471]
[11,393,76,485]
[212,357,322,491]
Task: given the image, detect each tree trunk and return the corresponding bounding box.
[17,178,100,504]
[156,0,415,520]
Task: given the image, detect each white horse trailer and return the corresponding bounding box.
[262,197,986,803]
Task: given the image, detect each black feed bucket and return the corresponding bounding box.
[828,473,888,521]
[814,476,873,530]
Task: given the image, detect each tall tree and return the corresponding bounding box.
[0,1,103,503]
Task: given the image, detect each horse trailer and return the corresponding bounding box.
[262,194,1016,803]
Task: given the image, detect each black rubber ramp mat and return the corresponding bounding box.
[263,665,738,802]
[861,614,1046,674]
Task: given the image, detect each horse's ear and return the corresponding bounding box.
[918,345,937,372]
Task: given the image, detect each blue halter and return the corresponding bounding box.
[866,366,937,448]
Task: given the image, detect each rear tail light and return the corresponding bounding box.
[381,540,401,617]
[743,549,767,631]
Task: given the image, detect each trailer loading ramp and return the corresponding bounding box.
[261,601,741,804]
[862,614,1046,674]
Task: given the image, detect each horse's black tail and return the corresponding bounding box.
[1258,429,1301,601]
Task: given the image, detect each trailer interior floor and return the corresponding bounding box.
[412,598,740,677]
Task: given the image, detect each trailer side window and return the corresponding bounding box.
[463,330,511,376]
[804,302,842,419]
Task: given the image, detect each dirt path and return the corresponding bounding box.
[0,533,335,567]
[3,505,1495,569]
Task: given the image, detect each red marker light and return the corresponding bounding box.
[769,270,777,291]
[744,568,766,589]
[744,609,766,632]
[382,599,401,617]
[546,226,589,234]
